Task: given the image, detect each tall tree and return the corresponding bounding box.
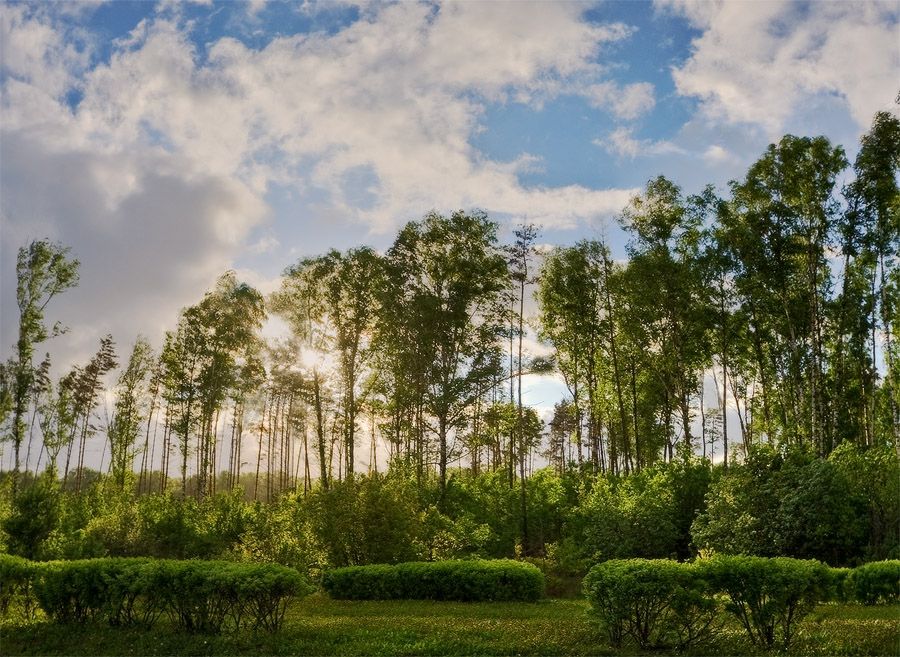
[274,248,382,479]
[725,136,848,451]
[837,112,900,447]
[379,210,509,492]
[107,336,154,491]
[698,188,752,465]
[67,335,118,493]
[620,177,708,457]
[536,242,601,473]
[162,272,265,498]
[507,221,540,552]
[5,239,79,488]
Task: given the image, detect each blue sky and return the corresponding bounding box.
[1,0,898,377]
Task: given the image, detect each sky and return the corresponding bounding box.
[1,0,898,428]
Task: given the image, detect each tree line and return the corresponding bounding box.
[0,112,897,565]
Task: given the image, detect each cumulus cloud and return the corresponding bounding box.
[594,126,684,158]
[1,1,645,363]
[584,80,656,120]
[660,0,900,132]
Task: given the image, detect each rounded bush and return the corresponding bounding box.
[695,555,831,649]
[583,559,718,650]
[323,559,544,602]
[848,560,900,605]
[25,557,310,633]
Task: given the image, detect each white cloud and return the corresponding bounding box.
[594,126,684,158]
[1,1,645,363]
[584,80,656,120]
[702,144,735,165]
[661,0,900,132]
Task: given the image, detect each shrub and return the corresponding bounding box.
[583,559,718,650]
[238,562,311,632]
[323,559,544,602]
[29,558,310,633]
[0,553,40,621]
[849,560,900,605]
[696,555,830,649]
[34,558,155,626]
[829,567,854,603]
[143,560,311,633]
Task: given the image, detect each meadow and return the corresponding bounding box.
[2,594,897,656]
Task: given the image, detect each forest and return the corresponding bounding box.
[0,111,898,583]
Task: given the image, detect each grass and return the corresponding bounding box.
[1,594,897,656]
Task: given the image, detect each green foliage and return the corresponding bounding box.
[1,473,60,560]
[848,560,900,605]
[34,558,156,626]
[829,443,900,560]
[573,459,710,564]
[323,559,544,602]
[305,473,423,567]
[27,557,310,633]
[147,560,311,633]
[583,559,718,650]
[696,555,831,649]
[691,445,869,565]
[239,497,325,576]
[829,567,854,603]
[0,553,39,621]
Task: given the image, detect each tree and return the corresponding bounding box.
[379,210,509,492]
[5,239,79,488]
[161,272,265,499]
[273,248,383,480]
[536,242,601,473]
[724,136,848,451]
[107,336,154,491]
[65,335,118,493]
[620,177,708,459]
[699,187,752,466]
[507,221,540,554]
[836,112,900,447]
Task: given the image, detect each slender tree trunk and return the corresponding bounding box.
[314,369,329,490]
[880,254,899,444]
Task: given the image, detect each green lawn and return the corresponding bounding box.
[1,594,897,656]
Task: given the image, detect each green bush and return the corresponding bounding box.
[582,559,718,650]
[34,558,155,626]
[26,557,310,633]
[829,567,854,603]
[696,555,831,649]
[0,553,40,621]
[140,560,311,633]
[323,559,544,602]
[849,560,900,605]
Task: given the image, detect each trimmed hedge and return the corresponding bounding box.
[36,558,155,626]
[322,560,544,602]
[583,559,718,650]
[694,556,831,649]
[585,556,832,651]
[848,560,900,605]
[0,556,310,633]
[0,553,40,621]
[145,560,311,633]
[829,567,853,603]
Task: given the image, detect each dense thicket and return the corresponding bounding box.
[1,112,898,572]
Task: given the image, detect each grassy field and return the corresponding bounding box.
[1,594,898,656]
